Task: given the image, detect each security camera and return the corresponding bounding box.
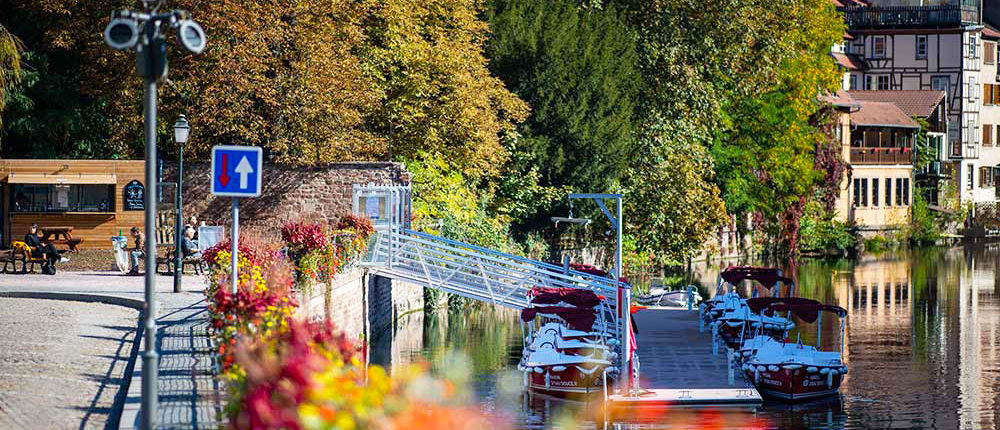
[176,20,206,55]
[104,18,140,51]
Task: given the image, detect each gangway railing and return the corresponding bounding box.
[362,227,623,319]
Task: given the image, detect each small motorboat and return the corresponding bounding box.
[636,286,703,307]
[741,302,848,401]
[519,348,616,398]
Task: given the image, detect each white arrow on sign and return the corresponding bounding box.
[235,156,254,189]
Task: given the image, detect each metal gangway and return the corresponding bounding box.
[354,184,633,390]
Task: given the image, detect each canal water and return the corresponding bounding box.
[370,245,1000,429]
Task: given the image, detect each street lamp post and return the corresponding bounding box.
[173,115,189,293]
[103,3,205,429]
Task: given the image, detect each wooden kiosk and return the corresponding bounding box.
[0,159,148,250]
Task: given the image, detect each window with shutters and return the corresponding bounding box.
[986,84,994,106]
[981,167,989,187]
[987,41,996,64]
[984,124,993,146]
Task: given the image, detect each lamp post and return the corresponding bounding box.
[103,3,205,429]
[173,115,189,293]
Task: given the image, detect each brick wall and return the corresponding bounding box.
[165,162,410,234]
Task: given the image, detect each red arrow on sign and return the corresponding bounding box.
[218,153,230,186]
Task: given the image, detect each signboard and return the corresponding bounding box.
[123,180,145,210]
[211,145,263,197]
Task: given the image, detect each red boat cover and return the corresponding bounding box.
[530,287,602,308]
[745,297,820,313]
[520,306,598,331]
[569,263,629,284]
[763,303,847,323]
[721,266,793,287]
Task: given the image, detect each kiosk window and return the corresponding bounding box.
[11,184,114,213]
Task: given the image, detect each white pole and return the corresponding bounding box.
[231,198,239,294]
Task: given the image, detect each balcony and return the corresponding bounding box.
[842,5,979,30]
[850,147,913,165]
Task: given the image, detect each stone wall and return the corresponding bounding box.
[165,161,410,234]
[295,268,425,344]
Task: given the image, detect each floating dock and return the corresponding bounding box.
[607,307,762,410]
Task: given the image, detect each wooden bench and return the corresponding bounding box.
[9,241,49,274]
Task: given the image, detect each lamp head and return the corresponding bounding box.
[173,114,190,145]
[104,17,140,51]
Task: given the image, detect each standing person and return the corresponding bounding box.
[127,226,146,276]
[24,223,67,274]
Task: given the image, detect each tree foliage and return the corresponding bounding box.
[362,0,529,177]
[0,0,526,172]
[486,0,640,194]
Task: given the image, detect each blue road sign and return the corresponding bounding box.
[211,145,263,197]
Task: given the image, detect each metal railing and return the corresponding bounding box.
[842,5,979,29]
[363,227,623,327]
[849,147,913,164]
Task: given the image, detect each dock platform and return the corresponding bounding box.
[608,307,761,409]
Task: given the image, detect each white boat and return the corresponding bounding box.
[741,302,848,401]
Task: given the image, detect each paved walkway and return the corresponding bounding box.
[0,298,138,430]
[0,271,222,430]
[632,308,753,389]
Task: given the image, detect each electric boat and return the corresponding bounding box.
[741,302,848,401]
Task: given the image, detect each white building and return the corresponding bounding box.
[839,0,1000,218]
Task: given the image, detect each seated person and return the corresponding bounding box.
[181,226,201,259]
[24,223,68,274]
[127,226,146,276]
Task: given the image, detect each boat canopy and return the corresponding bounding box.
[720,266,793,287]
[763,302,847,323]
[745,297,820,313]
[530,287,603,308]
[520,306,598,331]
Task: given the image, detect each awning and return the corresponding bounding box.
[5,173,118,185]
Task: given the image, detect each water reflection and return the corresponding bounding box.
[371,245,1000,429]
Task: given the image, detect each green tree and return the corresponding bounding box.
[486,0,640,196]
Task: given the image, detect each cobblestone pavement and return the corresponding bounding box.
[0,298,139,430]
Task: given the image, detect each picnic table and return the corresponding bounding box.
[40,226,84,252]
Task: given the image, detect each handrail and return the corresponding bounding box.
[402,228,622,290]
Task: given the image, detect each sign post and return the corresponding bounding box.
[211,145,263,294]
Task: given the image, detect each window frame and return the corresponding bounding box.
[986,41,997,65]
[9,184,115,213]
[873,35,887,58]
[872,178,880,207]
[916,35,928,59]
[877,75,890,90]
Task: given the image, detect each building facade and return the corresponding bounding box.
[827,92,919,232]
[839,0,1000,218]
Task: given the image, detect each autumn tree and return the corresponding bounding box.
[360,0,529,178]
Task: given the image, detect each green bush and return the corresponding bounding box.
[908,190,941,244]
[798,200,856,253]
